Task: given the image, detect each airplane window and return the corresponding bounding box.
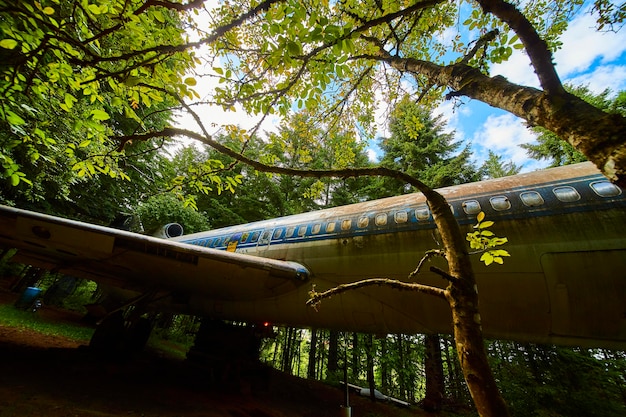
[249,231,260,243]
[259,230,271,244]
[490,196,511,211]
[415,205,430,221]
[341,219,352,230]
[590,181,622,197]
[326,222,336,233]
[520,191,544,207]
[272,229,284,240]
[285,227,296,238]
[553,186,580,203]
[204,238,213,247]
[449,204,455,215]
[375,213,387,226]
[298,226,307,237]
[462,200,481,215]
[394,211,408,224]
[240,233,249,243]
[358,216,369,228]
[311,223,322,234]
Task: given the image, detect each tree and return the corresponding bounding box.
[522,87,626,167]
[480,151,522,179]
[3,1,625,415]
[372,97,480,198]
[204,0,626,186]
[0,0,192,224]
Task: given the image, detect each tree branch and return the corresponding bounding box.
[306,278,447,310]
[476,0,565,95]
[408,249,446,279]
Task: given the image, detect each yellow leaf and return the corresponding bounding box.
[43,6,54,15]
[476,211,485,222]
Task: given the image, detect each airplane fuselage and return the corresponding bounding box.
[0,162,624,349]
[173,162,626,348]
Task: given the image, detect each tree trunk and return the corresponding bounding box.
[352,332,360,381]
[380,336,389,394]
[423,334,445,412]
[308,328,318,379]
[366,334,376,401]
[427,189,510,417]
[380,52,626,186]
[327,330,339,378]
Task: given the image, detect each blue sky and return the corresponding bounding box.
[178,5,626,173]
[436,11,626,172]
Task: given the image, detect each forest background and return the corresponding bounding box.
[1,0,626,416]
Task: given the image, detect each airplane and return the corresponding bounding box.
[0,161,624,352]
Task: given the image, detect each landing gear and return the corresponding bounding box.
[89,310,154,354]
[187,319,272,390]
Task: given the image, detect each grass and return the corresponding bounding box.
[0,303,94,342]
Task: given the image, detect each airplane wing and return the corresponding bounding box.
[0,205,309,301]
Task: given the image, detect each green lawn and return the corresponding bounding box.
[0,303,94,342]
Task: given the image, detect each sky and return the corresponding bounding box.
[176,5,626,173]
[437,10,626,172]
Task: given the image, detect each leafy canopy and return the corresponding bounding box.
[0,0,198,189]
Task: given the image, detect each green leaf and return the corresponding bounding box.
[184,77,197,86]
[90,109,110,121]
[64,93,76,109]
[286,41,301,56]
[43,6,55,15]
[153,10,165,23]
[6,111,26,125]
[0,39,18,49]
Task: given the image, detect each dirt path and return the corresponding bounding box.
[0,288,429,417]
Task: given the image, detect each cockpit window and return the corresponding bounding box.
[341,219,352,231]
[490,196,511,211]
[311,223,322,234]
[326,222,336,233]
[590,181,621,197]
[553,186,580,203]
[375,213,387,226]
[520,191,544,207]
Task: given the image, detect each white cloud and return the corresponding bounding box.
[491,50,538,87]
[565,64,626,94]
[491,10,626,91]
[555,12,626,76]
[470,114,545,171]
